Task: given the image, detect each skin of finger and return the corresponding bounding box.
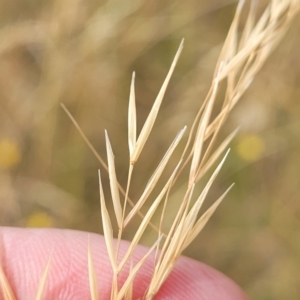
[0,227,247,300]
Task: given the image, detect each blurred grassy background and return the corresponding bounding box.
[0,0,299,298]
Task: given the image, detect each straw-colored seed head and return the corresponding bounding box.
[0,1,299,299]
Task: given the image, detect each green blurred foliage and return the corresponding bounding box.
[0,0,299,299]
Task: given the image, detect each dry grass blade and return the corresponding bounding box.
[35,254,52,300]
[130,39,184,164]
[0,265,16,300]
[125,126,187,226]
[88,238,99,300]
[161,187,196,263]
[187,149,230,229]
[98,170,117,272]
[183,183,235,250]
[196,128,238,182]
[189,73,220,185]
[116,236,163,300]
[105,130,123,229]
[128,72,137,157]
[118,160,182,272]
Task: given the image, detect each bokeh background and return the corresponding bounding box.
[0,0,299,298]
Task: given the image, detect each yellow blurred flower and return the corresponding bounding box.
[0,139,21,169]
[26,211,54,228]
[236,134,265,162]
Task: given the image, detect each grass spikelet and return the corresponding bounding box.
[105,130,123,229]
[88,238,99,300]
[128,72,137,157]
[187,149,231,229]
[130,39,184,164]
[183,183,235,250]
[196,128,239,181]
[98,170,117,273]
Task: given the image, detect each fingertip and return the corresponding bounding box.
[0,227,247,300]
[156,255,248,299]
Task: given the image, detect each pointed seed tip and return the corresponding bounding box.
[220,149,231,163]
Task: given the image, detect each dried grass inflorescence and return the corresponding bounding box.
[0,0,299,299]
